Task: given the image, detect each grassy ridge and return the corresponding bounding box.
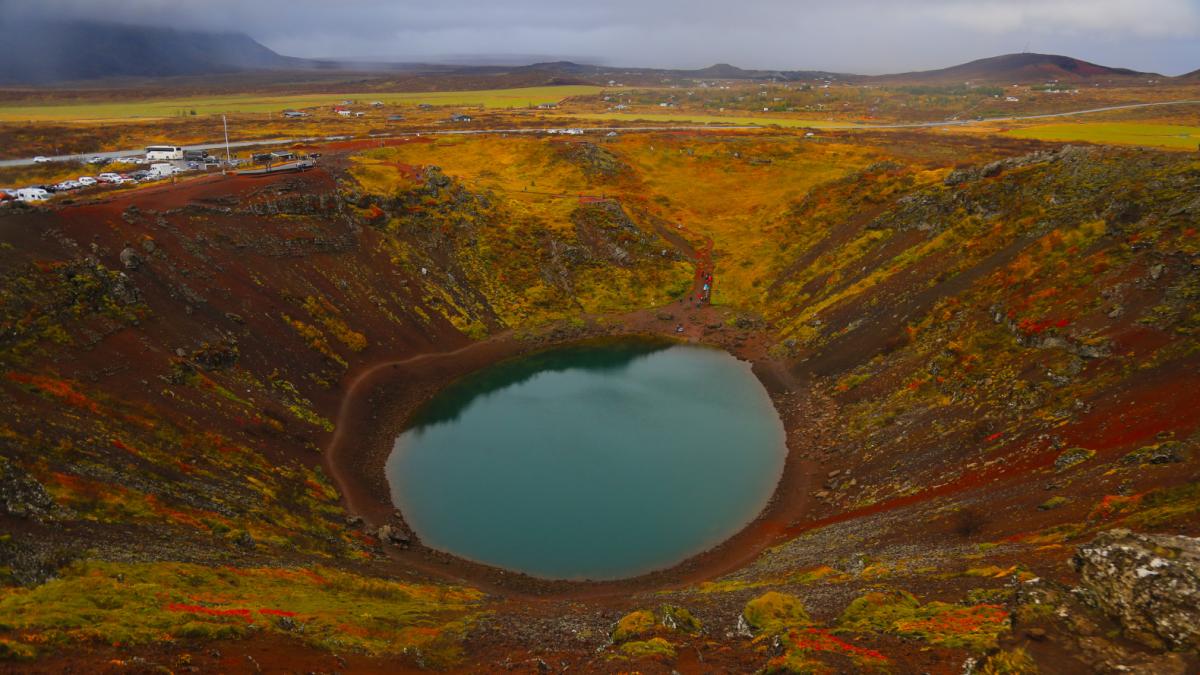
[0,85,604,122]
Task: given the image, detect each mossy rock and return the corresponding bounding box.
[1055,447,1095,472]
[1039,496,1070,511]
[1121,442,1186,466]
[612,609,657,643]
[617,637,676,661]
[837,589,921,632]
[742,591,812,635]
[659,604,702,634]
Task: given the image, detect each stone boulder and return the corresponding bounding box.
[1072,529,1200,650]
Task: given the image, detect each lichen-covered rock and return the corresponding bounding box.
[1072,529,1200,650]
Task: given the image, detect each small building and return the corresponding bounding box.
[450,113,473,123]
[335,107,353,117]
[536,102,558,110]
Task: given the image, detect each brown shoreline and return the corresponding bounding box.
[322,305,821,600]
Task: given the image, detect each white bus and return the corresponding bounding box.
[145,145,184,161]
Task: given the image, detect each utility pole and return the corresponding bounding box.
[222,115,232,175]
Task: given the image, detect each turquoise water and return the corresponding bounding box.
[385,339,787,581]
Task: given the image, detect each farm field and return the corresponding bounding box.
[1002,121,1200,149]
[560,112,849,129]
[0,85,604,122]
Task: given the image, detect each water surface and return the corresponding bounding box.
[386,339,786,580]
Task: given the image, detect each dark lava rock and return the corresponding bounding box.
[0,456,58,520]
[119,246,142,270]
[1073,529,1200,650]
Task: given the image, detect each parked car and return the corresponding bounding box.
[129,171,151,182]
[33,156,51,164]
[15,187,50,202]
[77,176,98,187]
[87,156,110,166]
[97,172,122,183]
[53,180,81,191]
[187,161,200,170]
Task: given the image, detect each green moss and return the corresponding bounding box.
[743,591,812,635]
[838,590,1009,650]
[659,605,702,634]
[616,637,676,660]
[612,609,656,643]
[1039,496,1070,510]
[838,590,921,633]
[0,560,483,659]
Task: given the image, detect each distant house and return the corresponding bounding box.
[1005,96,1020,102]
[335,107,353,117]
[282,110,310,118]
[354,111,366,117]
[536,102,558,110]
[450,113,473,123]
[370,101,384,107]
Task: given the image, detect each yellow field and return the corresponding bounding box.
[1002,122,1200,150]
[0,85,604,122]
[558,112,851,129]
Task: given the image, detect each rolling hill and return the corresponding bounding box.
[873,52,1157,83]
[0,19,319,84]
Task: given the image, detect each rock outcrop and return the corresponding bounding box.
[1072,529,1200,650]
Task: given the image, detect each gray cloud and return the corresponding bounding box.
[7,0,1200,75]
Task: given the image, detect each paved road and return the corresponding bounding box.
[3,98,1198,168]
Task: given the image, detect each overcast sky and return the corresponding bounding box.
[10,0,1200,75]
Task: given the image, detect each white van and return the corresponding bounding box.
[16,188,50,202]
[145,145,184,161]
[149,163,180,178]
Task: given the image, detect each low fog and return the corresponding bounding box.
[4,0,1199,75]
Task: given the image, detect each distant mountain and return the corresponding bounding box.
[1180,68,1200,79]
[873,53,1157,84]
[0,19,319,84]
[512,61,848,83]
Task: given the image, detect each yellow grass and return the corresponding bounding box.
[1002,122,1200,150]
[0,86,604,122]
[558,112,849,129]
